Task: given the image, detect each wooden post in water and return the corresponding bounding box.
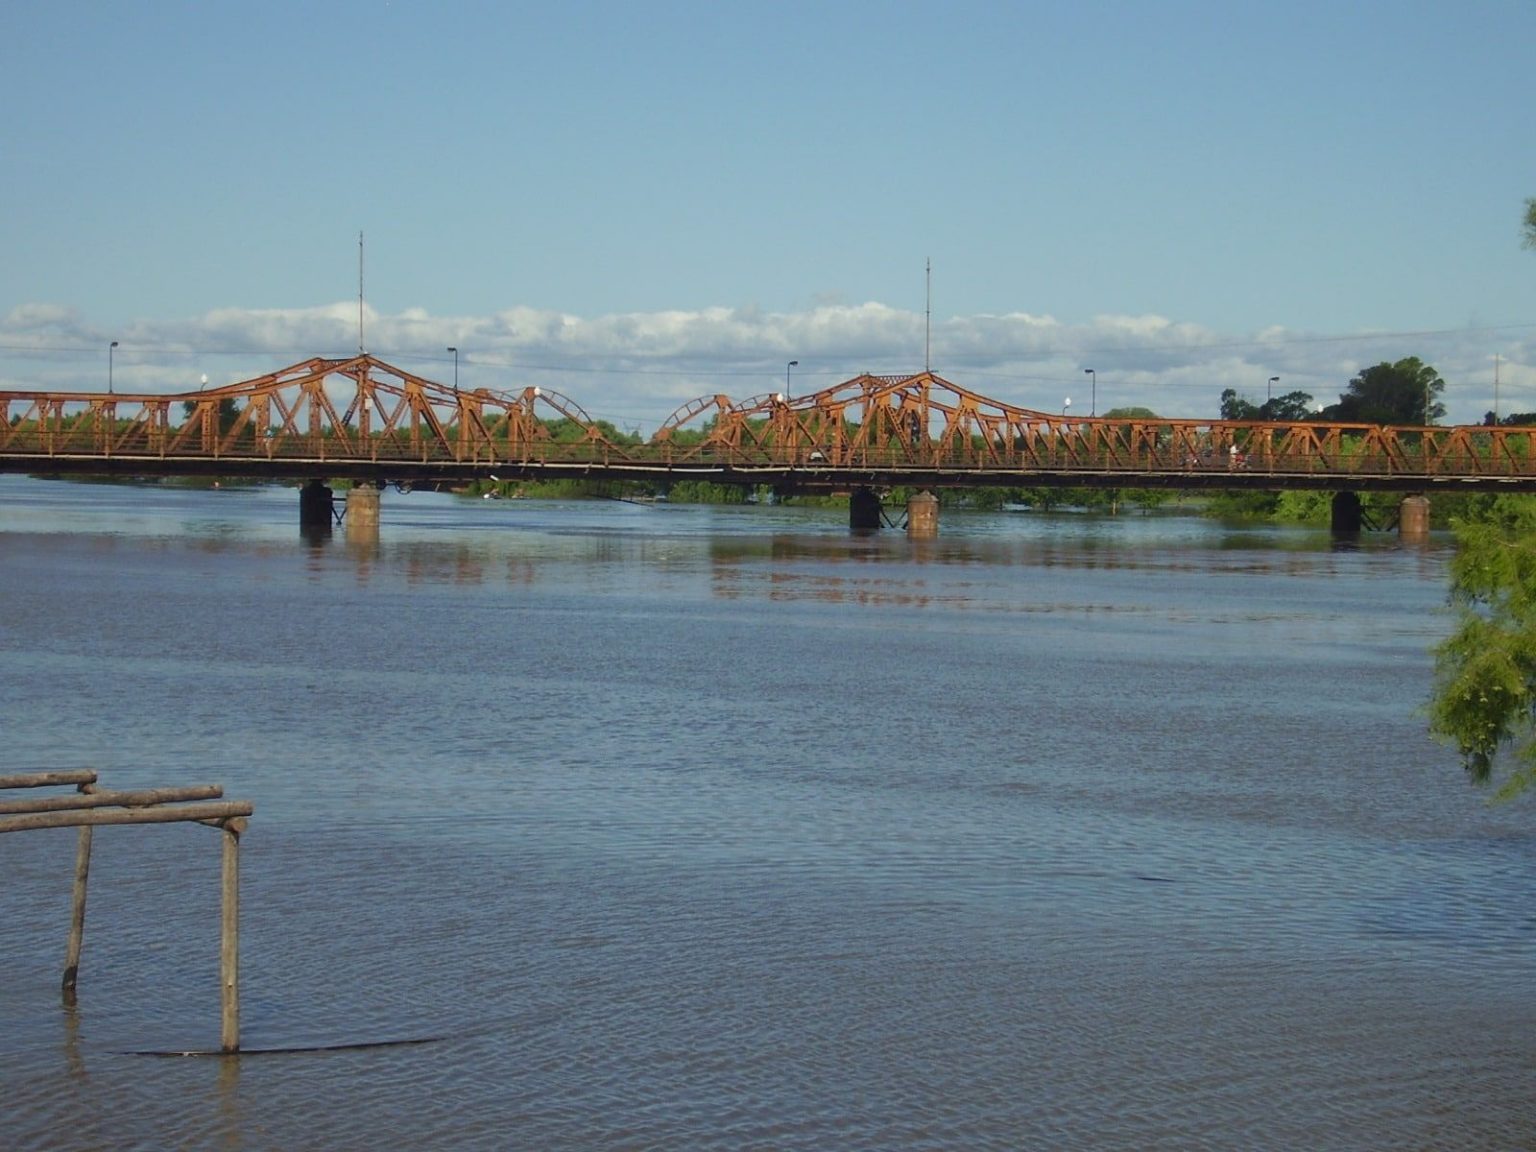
[0,770,252,1053]
[62,826,92,1005]
[221,818,245,1053]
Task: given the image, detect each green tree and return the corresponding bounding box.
[1482,411,1536,427]
[1263,391,1318,422]
[1321,357,1444,425]
[1426,206,1536,796]
[1203,489,1280,519]
[1428,495,1536,798]
[1220,389,1315,422]
[1220,389,1260,421]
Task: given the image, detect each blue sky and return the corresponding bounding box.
[3,0,1534,429]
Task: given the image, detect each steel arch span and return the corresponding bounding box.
[4,358,1536,492]
[0,354,616,480]
[652,369,1536,492]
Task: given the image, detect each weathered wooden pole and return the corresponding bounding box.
[0,784,225,816]
[62,826,92,1005]
[221,818,244,1054]
[0,801,253,833]
[0,769,98,790]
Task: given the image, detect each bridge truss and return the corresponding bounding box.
[3,355,1535,492]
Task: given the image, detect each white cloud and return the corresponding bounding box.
[1,300,1531,429]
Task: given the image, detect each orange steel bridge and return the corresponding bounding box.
[3,352,1534,494]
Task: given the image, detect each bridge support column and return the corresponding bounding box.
[907,491,939,537]
[298,479,334,538]
[1330,491,1362,535]
[850,487,882,532]
[1399,494,1430,542]
[346,482,381,540]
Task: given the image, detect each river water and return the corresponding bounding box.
[0,475,1531,1151]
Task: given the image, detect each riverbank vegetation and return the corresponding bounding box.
[1428,493,1536,800]
[1424,197,1536,800]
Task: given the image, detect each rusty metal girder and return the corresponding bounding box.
[5,360,1536,490]
[0,354,609,469]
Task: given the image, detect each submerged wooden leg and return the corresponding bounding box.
[220,820,244,1054]
[62,825,92,1005]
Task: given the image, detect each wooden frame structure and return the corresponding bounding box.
[0,769,253,1053]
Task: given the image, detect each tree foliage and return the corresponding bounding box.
[1428,495,1536,799]
[1219,390,1259,420]
[1523,196,1536,250]
[1220,389,1317,422]
[1202,489,1281,519]
[1321,357,1444,425]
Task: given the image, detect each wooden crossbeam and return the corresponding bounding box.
[0,800,251,833]
[0,769,98,789]
[0,785,224,815]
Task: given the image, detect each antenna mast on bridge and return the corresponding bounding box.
[358,231,366,354]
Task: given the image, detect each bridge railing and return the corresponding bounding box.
[650,435,1534,480]
[3,422,1535,480]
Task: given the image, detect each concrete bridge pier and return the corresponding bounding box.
[1399,494,1431,541]
[850,487,882,532]
[298,479,335,538]
[1330,491,1362,535]
[907,491,939,537]
[346,481,381,542]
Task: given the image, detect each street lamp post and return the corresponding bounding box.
[447,346,458,393]
[1267,376,1279,407]
[1084,368,1096,416]
[109,341,118,394]
[1063,396,1072,416]
[786,360,798,400]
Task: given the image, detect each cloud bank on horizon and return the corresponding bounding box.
[1,299,1530,431]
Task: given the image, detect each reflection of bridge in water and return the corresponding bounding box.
[5,352,1534,536]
